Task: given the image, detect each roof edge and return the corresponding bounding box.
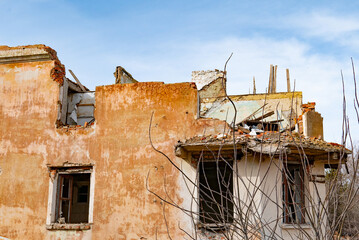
[0,44,60,64]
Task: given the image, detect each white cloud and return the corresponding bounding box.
[284,11,359,51]
[292,13,359,38]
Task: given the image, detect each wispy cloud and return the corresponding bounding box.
[284,11,359,51]
[293,12,359,37]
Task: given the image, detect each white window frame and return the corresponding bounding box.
[46,165,95,228]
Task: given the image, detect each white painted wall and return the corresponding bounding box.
[178,154,326,239]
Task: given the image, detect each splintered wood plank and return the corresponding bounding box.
[268,64,273,93]
[68,79,84,92]
[253,76,256,94]
[273,65,277,93]
[251,111,274,121]
[69,69,86,92]
[60,77,69,125]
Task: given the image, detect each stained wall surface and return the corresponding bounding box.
[0,46,330,240]
[303,111,324,139]
[0,59,60,239]
[0,50,226,239]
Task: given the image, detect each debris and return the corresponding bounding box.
[238,126,250,134]
[238,103,268,125]
[57,217,65,224]
[249,129,257,136]
[251,111,274,121]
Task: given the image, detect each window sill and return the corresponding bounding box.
[46,223,91,231]
[281,223,312,230]
[197,223,232,231]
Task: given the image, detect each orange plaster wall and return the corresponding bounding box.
[0,59,227,239]
[0,60,60,239]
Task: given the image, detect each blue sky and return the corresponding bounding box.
[1,0,359,143]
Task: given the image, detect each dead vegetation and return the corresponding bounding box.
[147,56,359,239]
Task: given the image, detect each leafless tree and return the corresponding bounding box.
[146,57,359,240]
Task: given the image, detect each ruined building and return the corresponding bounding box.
[0,45,349,239]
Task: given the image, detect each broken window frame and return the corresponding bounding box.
[195,152,234,230]
[56,174,73,223]
[57,77,95,127]
[46,165,94,229]
[282,163,306,224]
[56,173,91,224]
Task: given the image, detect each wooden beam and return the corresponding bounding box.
[238,125,250,133]
[60,77,68,125]
[238,103,268,124]
[69,69,86,92]
[67,78,84,92]
[286,68,291,92]
[273,65,277,93]
[268,64,273,93]
[253,76,256,94]
[251,111,274,121]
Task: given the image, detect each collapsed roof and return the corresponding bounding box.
[177,69,349,165]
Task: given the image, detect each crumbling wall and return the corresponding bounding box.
[114,66,137,84]
[0,46,227,240]
[192,70,226,99]
[299,102,324,139]
[0,46,95,239]
[0,47,64,239]
[92,82,226,239]
[303,111,324,139]
[201,92,303,131]
[194,69,304,132]
[0,45,327,240]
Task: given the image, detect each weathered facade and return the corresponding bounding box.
[0,45,348,239]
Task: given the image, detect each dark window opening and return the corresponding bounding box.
[199,161,234,225]
[283,164,305,224]
[56,173,90,224]
[77,185,89,203]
